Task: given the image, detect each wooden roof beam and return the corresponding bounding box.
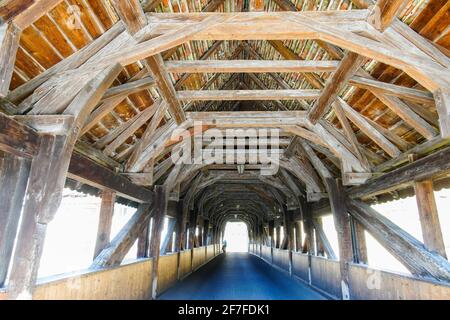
[308,52,366,124]
[174,41,224,90]
[368,0,409,32]
[1,0,62,29]
[165,60,340,73]
[101,76,156,102]
[177,89,321,101]
[111,0,185,125]
[349,75,435,106]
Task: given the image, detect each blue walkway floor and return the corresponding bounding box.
[159,252,326,300]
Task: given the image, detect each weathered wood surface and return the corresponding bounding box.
[93,190,116,259]
[68,152,153,203]
[165,60,339,73]
[308,52,366,124]
[0,153,30,287]
[91,204,152,269]
[0,23,20,97]
[413,179,447,259]
[149,185,168,299]
[0,113,39,158]
[178,89,320,101]
[349,147,450,199]
[347,199,450,282]
[348,263,450,300]
[1,259,153,300]
[326,178,352,299]
[310,256,341,299]
[157,253,178,294]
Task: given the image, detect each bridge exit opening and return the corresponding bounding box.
[223,222,249,252]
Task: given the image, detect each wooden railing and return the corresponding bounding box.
[251,244,450,300]
[0,244,220,300]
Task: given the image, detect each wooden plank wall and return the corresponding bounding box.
[206,244,215,261]
[0,259,153,300]
[348,264,450,300]
[292,252,309,282]
[179,250,193,279]
[273,249,290,272]
[310,256,342,299]
[261,245,272,262]
[192,247,206,270]
[0,246,222,300]
[157,253,178,294]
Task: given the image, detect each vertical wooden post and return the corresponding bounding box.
[326,178,353,300]
[268,220,275,264]
[7,132,68,299]
[314,218,326,257]
[197,217,204,247]
[0,153,30,287]
[137,224,150,258]
[414,179,447,259]
[149,185,167,299]
[7,65,121,299]
[203,219,210,246]
[275,225,281,249]
[175,201,184,252]
[302,212,314,254]
[351,217,368,264]
[93,190,116,259]
[175,202,184,280]
[294,221,302,252]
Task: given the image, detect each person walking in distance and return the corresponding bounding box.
[222,240,227,253]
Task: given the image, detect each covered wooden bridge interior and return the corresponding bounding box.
[1,0,450,300]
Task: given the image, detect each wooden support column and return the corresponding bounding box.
[8,65,123,298]
[414,179,447,259]
[434,89,450,139]
[275,225,281,249]
[188,210,198,249]
[149,185,168,299]
[0,152,30,287]
[137,224,150,258]
[301,209,314,254]
[8,130,74,299]
[197,217,204,247]
[268,220,275,263]
[174,201,184,252]
[326,178,353,300]
[347,199,450,282]
[203,219,210,246]
[350,217,368,264]
[93,190,116,259]
[294,221,302,252]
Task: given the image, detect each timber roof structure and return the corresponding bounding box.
[1,0,450,221]
[2,0,450,301]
